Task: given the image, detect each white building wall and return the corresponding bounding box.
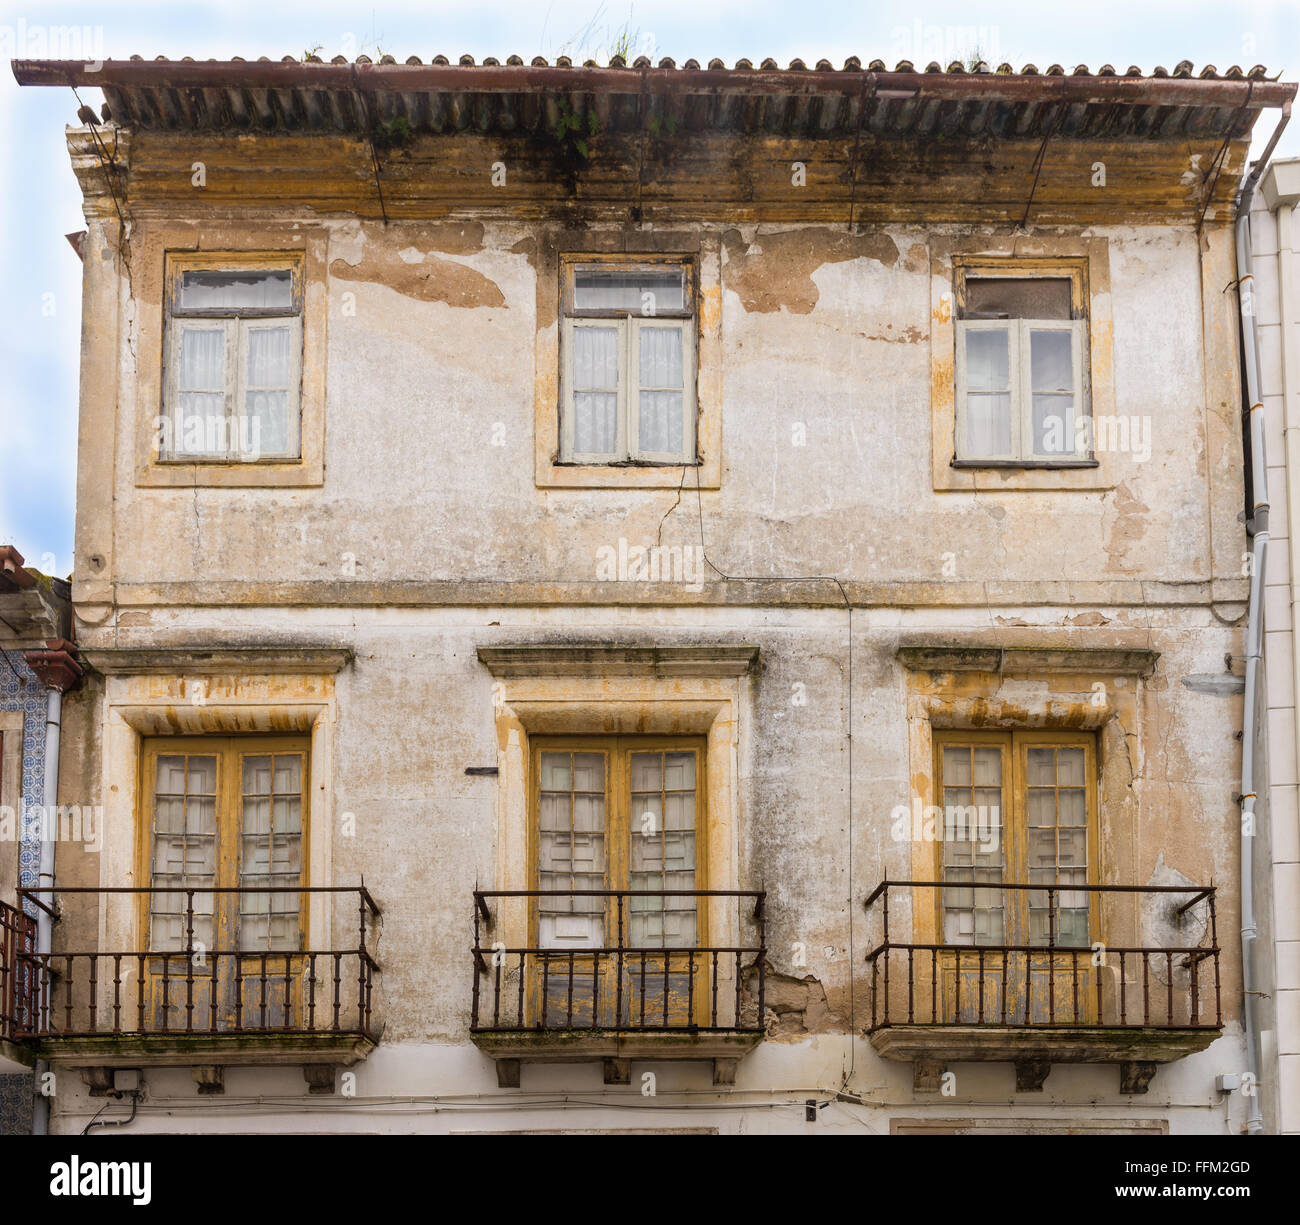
[1254,159,1300,1134]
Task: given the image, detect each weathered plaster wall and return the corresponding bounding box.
[49,197,1253,1131]
[75,215,1245,601]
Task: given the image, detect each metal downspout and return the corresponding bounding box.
[30,686,61,1136]
[1235,101,1290,1134]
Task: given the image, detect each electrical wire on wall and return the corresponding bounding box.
[678,461,861,1105]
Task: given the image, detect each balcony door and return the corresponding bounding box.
[530,736,707,1028]
[935,730,1098,1025]
[139,736,309,1032]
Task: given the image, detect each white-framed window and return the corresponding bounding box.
[955,275,1090,464]
[162,261,304,462]
[560,260,697,464]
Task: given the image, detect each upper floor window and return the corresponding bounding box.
[559,258,697,465]
[162,256,304,463]
[954,267,1091,466]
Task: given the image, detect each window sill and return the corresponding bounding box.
[537,459,717,490]
[951,458,1100,470]
[554,458,702,470]
[136,458,323,488]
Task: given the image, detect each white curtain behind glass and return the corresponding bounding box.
[572,327,619,454]
[244,326,292,456]
[638,326,684,454]
[177,327,227,452]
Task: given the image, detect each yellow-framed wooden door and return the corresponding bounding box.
[528,735,708,1029]
[935,731,1099,1025]
[138,736,310,1032]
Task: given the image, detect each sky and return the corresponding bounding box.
[2,0,1298,578]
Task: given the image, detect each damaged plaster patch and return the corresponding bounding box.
[722,228,900,314]
[1103,480,1150,572]
[329,240,505,309]
[743,963,841,1037]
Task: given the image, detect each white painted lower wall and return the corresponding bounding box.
[47,1033,1251,1135]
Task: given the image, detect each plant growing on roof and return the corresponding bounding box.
[370,114,413,151]
[549,97,602,169]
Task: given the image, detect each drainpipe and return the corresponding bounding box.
[31,687,61,1136]
[21,639,81,1137]
[1235,102,1290,1136]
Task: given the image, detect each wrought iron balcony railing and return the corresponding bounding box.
[1,899,37,1044]
[14,886,380,1041]
[471,889,766,1034]
[864,881,1221,1032]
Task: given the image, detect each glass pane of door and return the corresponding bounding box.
[626,749,699,1026]
[238,753,304,952]
[149,754,218,952]
[537,751,607,949]
[1026,745,1090,947]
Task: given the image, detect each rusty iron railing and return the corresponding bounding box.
[15,886,380,1040]
[0,899,37,1043]
[471,889,766,1033]
[864,881,1221,1032]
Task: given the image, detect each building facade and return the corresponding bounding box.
[6,54,1297,1134]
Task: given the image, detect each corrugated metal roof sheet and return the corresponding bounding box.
[11,57,1295,143]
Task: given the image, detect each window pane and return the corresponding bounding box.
[178,327,226,391]
[971,747,1001,786]
[1030,330,1073,392]
[573,327,618,389]
[943,746,971,786]
[1033,393,1075,456]
[180,269,293,311]
[964,328,1010,391]
[965,277,1071,320]
[637,326,685,454]
[574,268,684,313]
[942,743,1004,947]
[629,750,697,949]
[574,394,617,454]
[245,392,288,456]
[1057,747,1085,786]
[239,753,303,952]
[1026,748,1056,786]
[572,327,619,455]
[242,325,294,459]
[638,392,683,454]
[246,325,290,386]
[966,393,1012,455]
[538,751,607,948]
[150,753,218,952]
[639,326,683,388]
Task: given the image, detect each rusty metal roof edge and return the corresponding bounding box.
[11,58,1297,109]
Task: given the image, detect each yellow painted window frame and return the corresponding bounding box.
[528,733,709,946]
[135,734,312,949]
[930,728,1100,946]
